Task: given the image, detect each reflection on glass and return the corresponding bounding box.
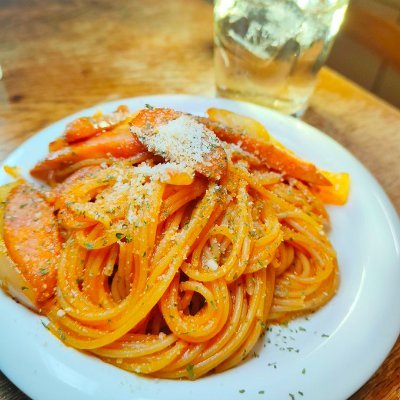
[214,0,349,116]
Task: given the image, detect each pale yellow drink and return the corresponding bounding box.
[214,0,349,115]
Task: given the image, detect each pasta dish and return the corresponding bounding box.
[0,105,349,379]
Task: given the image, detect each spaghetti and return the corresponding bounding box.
[0,106,349,379]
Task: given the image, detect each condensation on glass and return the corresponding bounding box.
[214,0,349,116]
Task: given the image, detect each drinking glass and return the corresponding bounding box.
[214,0,349,116]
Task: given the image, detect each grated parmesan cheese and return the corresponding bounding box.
[56,309,66,317]
[131,115,221,170]
[134,162,194,183]
[205,258,219,271]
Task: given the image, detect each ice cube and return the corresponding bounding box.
[297,13,327,48]
[224,0,306,59]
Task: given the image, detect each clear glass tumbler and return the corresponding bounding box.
[214,0,349,116]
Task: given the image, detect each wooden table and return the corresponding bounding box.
[0,0,399,399]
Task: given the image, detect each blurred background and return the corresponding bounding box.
[0,0,399,109]
[327,0,400,108]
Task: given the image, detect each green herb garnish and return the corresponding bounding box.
[58,328,66,341]
[125,234,133,243]
[41,320,49,330]
[186,364,195,380]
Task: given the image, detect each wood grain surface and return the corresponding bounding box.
[0,0,399,399]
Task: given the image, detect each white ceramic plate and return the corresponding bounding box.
[0,95,399,400]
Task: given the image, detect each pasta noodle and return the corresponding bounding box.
[0,106,349,379]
